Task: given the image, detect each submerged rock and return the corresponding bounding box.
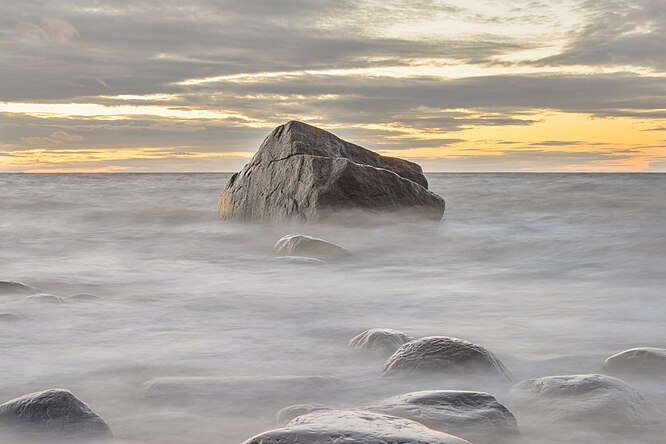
[144,375,345,406]
[243,409,471,444]
[0,313,22,322]
[0,281,37,295]
[25,293,64,304]
[69,293,100,301]
[276,404,330,425]
[382,336,514,381]
[218,121,445,223]
[272,256,327,266]
[604,347,666,376]
[0,389,112,439]
[366,390,518,439]
[508,374,658,425]
[349,328,414,357]
[274,234,350,260]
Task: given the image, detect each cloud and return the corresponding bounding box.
[20,130,85,146]
[16,17,80,44]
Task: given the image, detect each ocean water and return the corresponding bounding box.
[0,172,664,443]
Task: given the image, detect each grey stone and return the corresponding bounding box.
[366,390,518,438]
[276,404,330,425]
[508,374,659,425]
[218,121,445,223]
[242,409,471,444]
[0,281,37,295]
[0,389,112,439]
[349,328,414,357]
[274,234,350,260]
[604,347,666,376]
[25,293,64,304]
[382,336,514,381]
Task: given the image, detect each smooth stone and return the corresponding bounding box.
[365,390,518,439]
[508,374,658,425]
[242,409,471,444]
[349,328,414,357]
[69,293,100,301]
[218,121,445,223]
[274,234,350,260]
[604,347,666,375]
[0,281,37,295]
[271,256,328,266]
[25,293,64,304]
[382,336,514,381]
[0,389,112,439]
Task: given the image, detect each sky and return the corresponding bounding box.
[0,0,665,172]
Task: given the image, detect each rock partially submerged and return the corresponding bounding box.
[218,121,445,223]
[0,281,37,295]
[25,293,64,304]
[274,234,350,260]
[604,347,666,376]
[0,389,111,439]
[276,404,330,425]
[508,374,658,425]
[349,328,414,357]
[243,409,471,444]
[272,256,327,266]
[366,390,518,437]
[382,336,514,381]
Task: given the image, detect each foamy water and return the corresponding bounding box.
[0,173,664,443]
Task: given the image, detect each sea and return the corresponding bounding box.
[0,172,664,443]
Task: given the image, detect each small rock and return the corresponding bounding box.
[69,293,100,301]
[382,336,514,381]
[0,389,112,439]
[0,313,22,322]
[242,409,471,444]
[0,281,37,295]
[272,256,327,266]
[508,374,658,425]
[25,293,64,304]
[349,328,414,357]
[274,234,350,260]
[604,347,666,376]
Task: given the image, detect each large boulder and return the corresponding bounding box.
[274,234,350,260]
[382,336,514,381]
[365,390,518,438]
[0,389,112,439]
[218,121,445,223]
[243,409,471,444]
[508,374,658,425]
[349,328,414,357]
[604,347,666,376]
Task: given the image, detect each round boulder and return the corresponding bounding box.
[274,234,350,261]
[242,409,471,444]
[382,336,514,381]
[366,390,518,438]
[0,389,112,439]
[508,374,658,425]
[604,347,666,376]
[349,328,414,357]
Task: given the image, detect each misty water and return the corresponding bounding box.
[0,172,664,444]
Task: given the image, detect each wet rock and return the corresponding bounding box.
[274,234,350,260]
[604,347,666,376]
[218,121,445,223]
[365,390,518,439]
[0,281,37,295]
[276,404,330,425]
[508,374,658,425]
[0,389,112,439]
[243,409,471,444]
[69,293,100,301]
[25,293,64,304]
[349,328,414,357]
[272,256,327,266]
[0,313,22,322]
[382,336,514,381]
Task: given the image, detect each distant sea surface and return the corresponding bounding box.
[0,173,665,444]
